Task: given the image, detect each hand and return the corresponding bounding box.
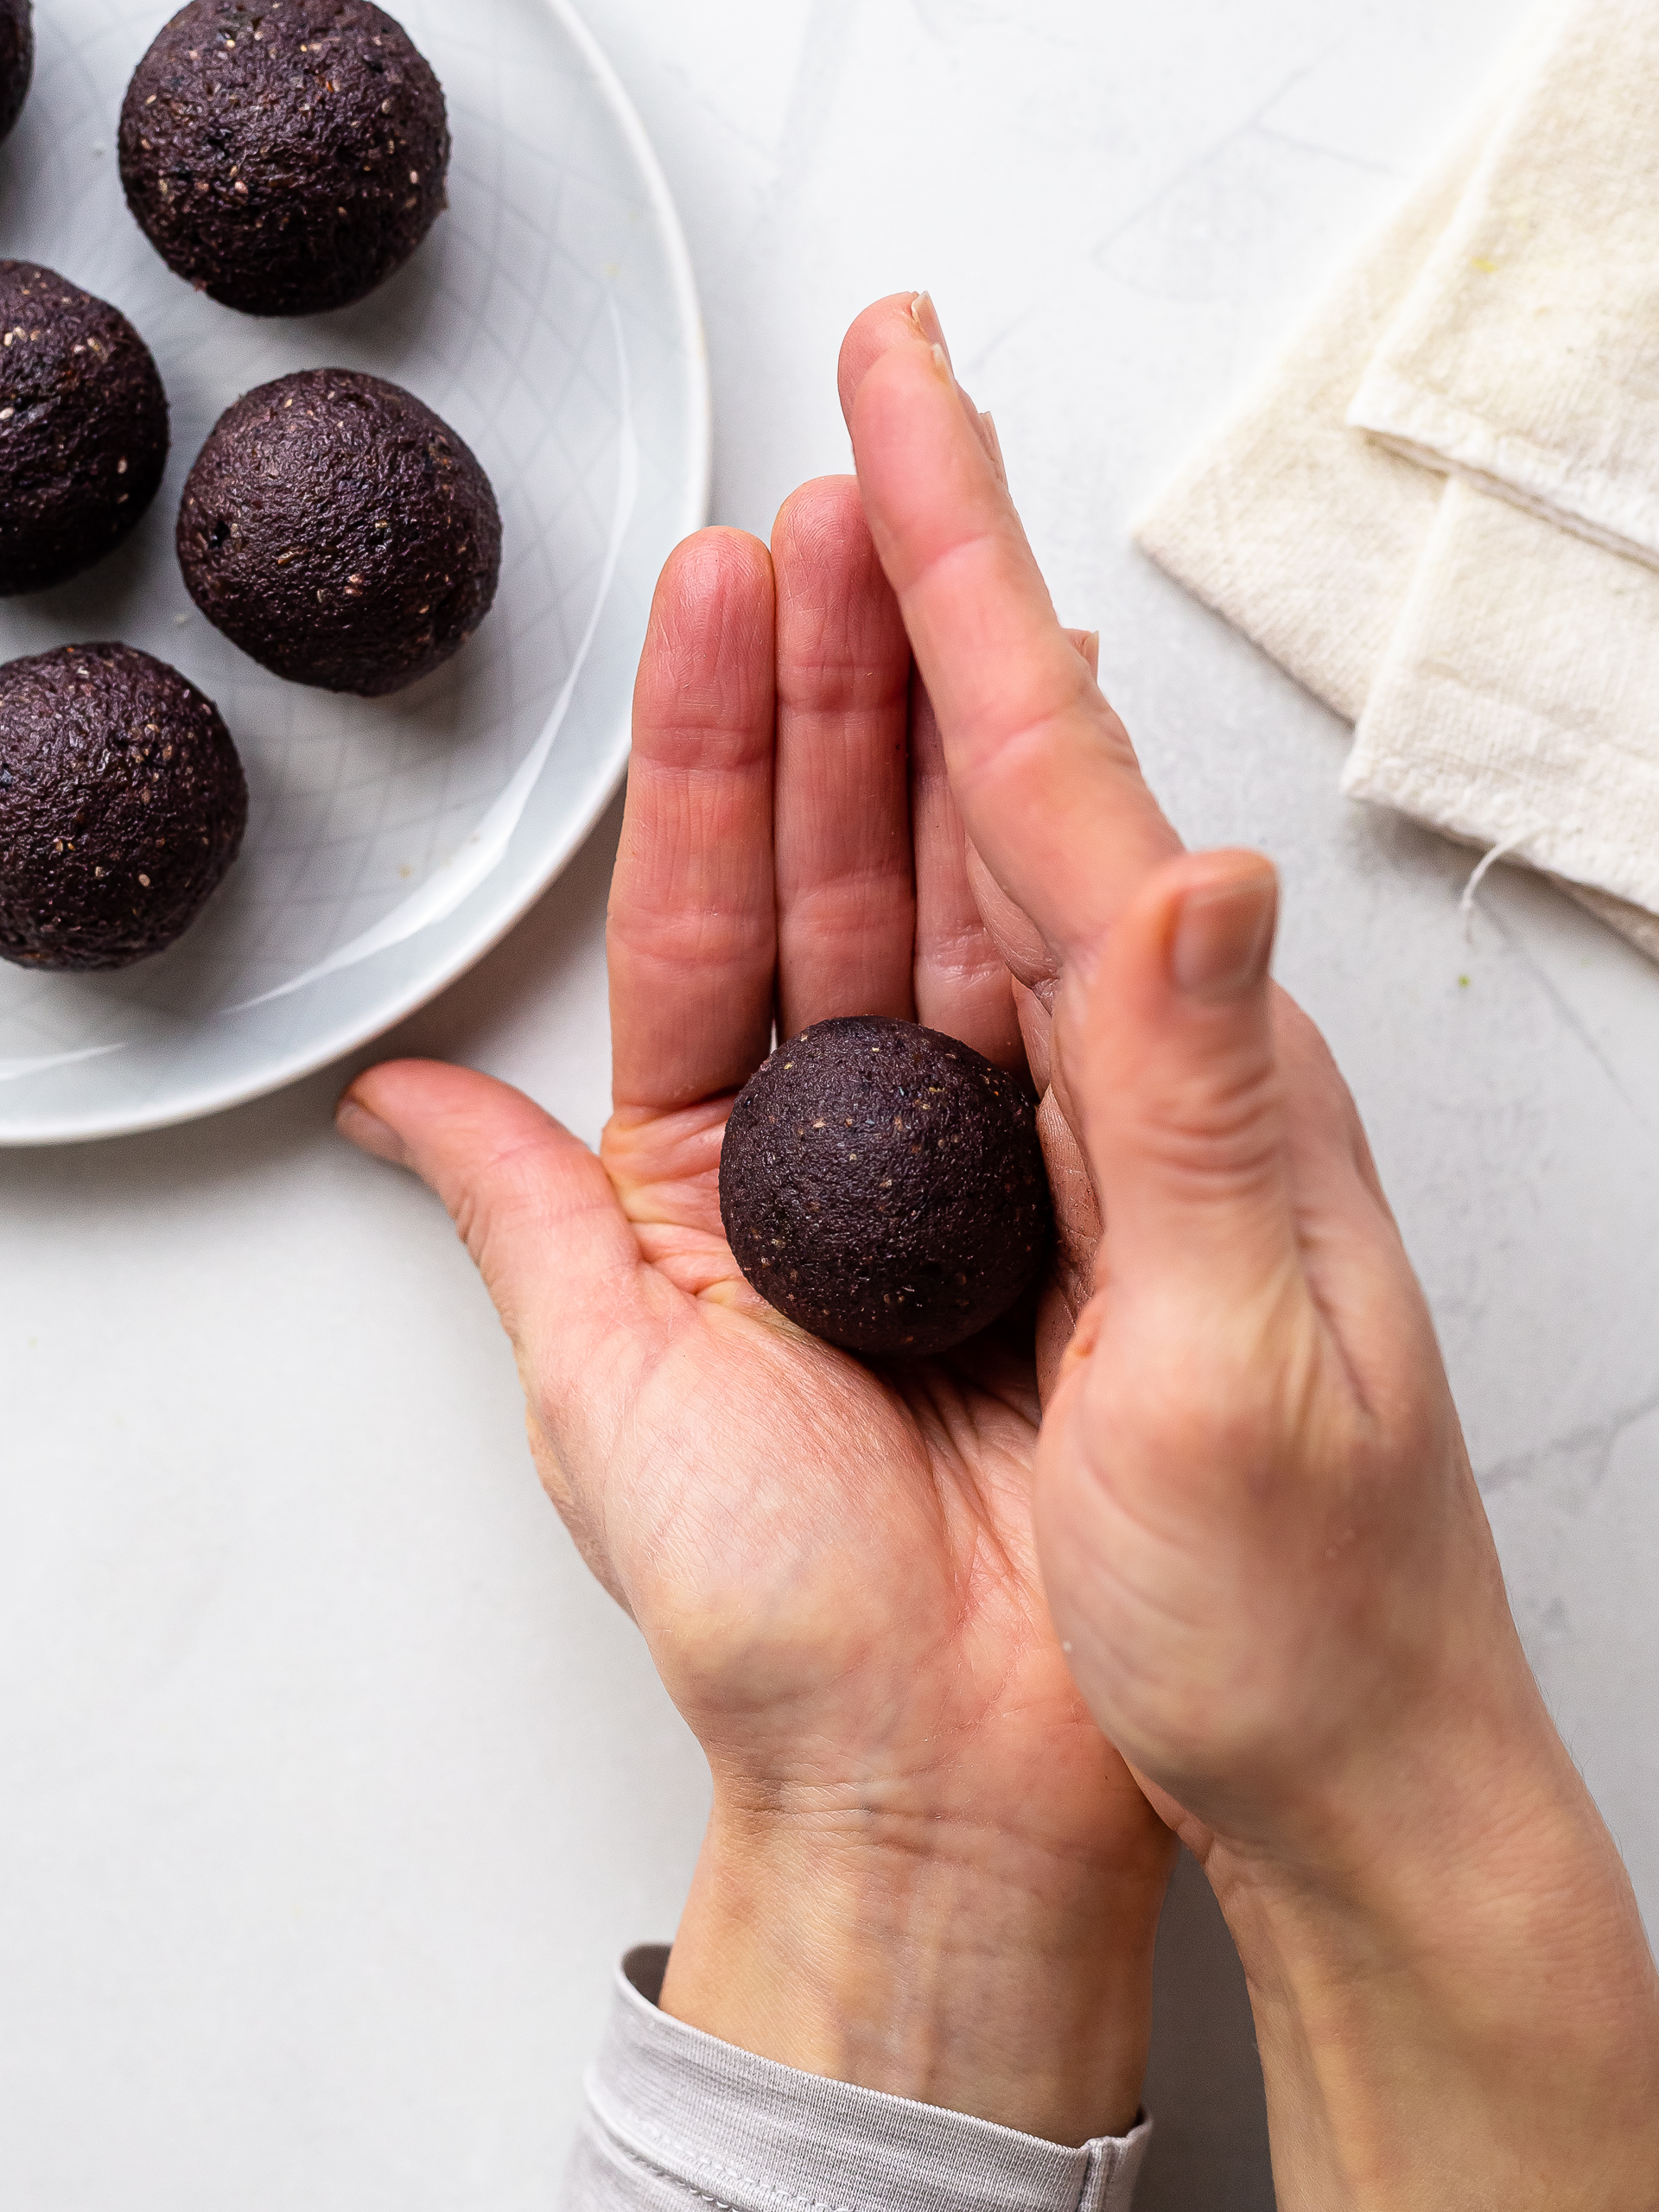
[846,302,1659,2205]
[336,302,1175,2148]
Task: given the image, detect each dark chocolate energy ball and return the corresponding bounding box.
[178,367,501,696]
[0,1,33,147]
[0,644,247,971]
[119,0,449,317]
[0,262,170,596]
[720,1016,1053,1359]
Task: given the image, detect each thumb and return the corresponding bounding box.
[1069,850,1298,1315]
[338,1058,651,1382]
[338,1061,661,1605]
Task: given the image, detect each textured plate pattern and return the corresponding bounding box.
[0,0,708,1142]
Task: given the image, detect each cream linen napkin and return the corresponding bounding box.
[1344,482,1659,930]
[1133,9,1659,963]
[1349,0,1659,569]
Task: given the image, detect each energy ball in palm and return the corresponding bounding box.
[0,261,170,596]
[119,0,449,317]
[176,367,502,696]
[720,1015,1053,1359]
[0,0,33,147]
[0,643,247,971]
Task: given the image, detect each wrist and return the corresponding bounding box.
[659,1789,1175,2147]
[1207,1693,1659,2209]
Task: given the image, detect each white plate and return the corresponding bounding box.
[0,0,709,1145]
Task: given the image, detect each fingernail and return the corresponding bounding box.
[929,342,954,388]
[336,1093,412,1169]
[910,289,951,365]
[1170,868,1278,1001]
[978,409,1007,486]
[1082,629,1101,679]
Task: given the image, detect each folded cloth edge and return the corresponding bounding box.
[1349,370,1659,575]
[1344,478,1659,918]
[1345,0,1659,569]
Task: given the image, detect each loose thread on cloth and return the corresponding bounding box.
[1459,835,1530,936]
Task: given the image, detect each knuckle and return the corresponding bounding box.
[1128,1045,1282,1195]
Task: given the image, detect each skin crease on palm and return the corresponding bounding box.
[339,295,1659,2206]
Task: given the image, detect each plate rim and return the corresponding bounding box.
[0,0,711,1150]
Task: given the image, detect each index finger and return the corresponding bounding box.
[848,322,1182,963]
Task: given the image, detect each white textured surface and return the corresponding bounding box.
[3,5,1656,2209]
[0,0,707,1141]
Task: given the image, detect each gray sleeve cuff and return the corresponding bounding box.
[561,1945,1153,2212]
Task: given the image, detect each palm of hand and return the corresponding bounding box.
[503,478,1160,1873]
[588,1092,1149,1857]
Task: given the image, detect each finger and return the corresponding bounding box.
[1073,851,1300,1312]
[951,624,1099,1036]
[837,292,924,428]
[850,331,1182,964]
[837,290,1004,478]
[1065,862,1417,1386]
[772,477,916,1037]
[908,671,1024,1069]
[609,530,779,1111]
[952,641,1097,1092]
[913,622,1098,1077]
[339,1062,668,1575]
